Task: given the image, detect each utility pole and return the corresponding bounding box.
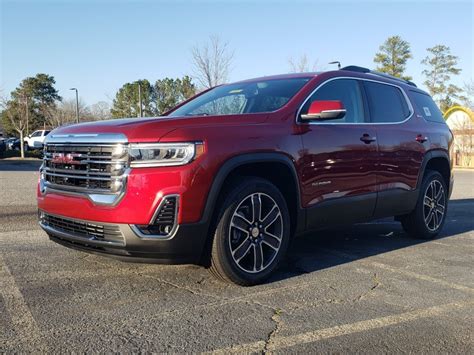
[137,82,143,118]
[70,88,79,123]
[25,95,29,136]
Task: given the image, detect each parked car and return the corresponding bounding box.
[24,130,50,150]
[0,139,6,158]
[5,137,20,150]
[37,66,453,285]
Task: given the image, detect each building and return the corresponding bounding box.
[444,106,474,167]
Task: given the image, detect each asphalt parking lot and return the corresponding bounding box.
[1,160,473,353]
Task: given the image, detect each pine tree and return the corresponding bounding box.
[374,35,413,80]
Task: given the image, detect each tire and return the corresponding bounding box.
[401,170,448,239]
[209,177,290,286]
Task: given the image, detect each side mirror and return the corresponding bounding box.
[300,100,346,121]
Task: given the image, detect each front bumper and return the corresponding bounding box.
[39,212,209,264]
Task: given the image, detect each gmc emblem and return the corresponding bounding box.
[51,153,81,165]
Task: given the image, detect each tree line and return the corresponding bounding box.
[373,35,467,112]
[289,36,471,113]
[1,35,472,146]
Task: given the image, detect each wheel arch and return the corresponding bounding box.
[201,153,305,237]
[418,150,451,192]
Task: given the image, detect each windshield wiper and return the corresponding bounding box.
[185,112,210,116]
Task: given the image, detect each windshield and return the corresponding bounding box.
[168,77,311,117]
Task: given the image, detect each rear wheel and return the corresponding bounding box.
[209,177,290,286]
[401,170,448,239]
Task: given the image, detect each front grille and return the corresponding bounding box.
[41,212,124,245]
[42,143,128,194]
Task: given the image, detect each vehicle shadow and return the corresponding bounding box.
[0,159,42,172]
[270,198,474,283]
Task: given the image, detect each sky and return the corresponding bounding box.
[1,0,473,105]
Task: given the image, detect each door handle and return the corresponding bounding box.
[360,134,377,144]
[416,134,428,143]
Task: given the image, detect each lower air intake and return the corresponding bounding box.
[135,196,179,237]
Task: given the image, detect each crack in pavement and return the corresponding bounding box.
[354,272,381,302]
[86,256,223,301]
[263,308,283,353]
[319,248,474,294]
[208,300,474,353]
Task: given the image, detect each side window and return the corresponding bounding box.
[364,82,410,123]
[301,79,365,123]
[410,91,445,123]
[31,131,42,137]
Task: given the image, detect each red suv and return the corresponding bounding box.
[38,66,453,285]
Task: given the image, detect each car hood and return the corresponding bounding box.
[48,114,268,143]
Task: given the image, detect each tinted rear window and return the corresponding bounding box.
[364,81,410,123]
[410,91,445,123]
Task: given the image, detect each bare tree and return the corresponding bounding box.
[88,101,111,121]
[45,98,87,128]
[463,80,474,110]
[191,35,234,89]
[288,54,319,73]
[1,94,27,158]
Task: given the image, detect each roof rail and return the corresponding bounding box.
[341,65,370,73]
[341,65,417,87]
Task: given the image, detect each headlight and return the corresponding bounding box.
[129,142,198,167]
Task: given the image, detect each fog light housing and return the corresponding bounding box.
[132,195,179,238]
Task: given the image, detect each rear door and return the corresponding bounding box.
[298,78,378,229]
[363,80,426,218]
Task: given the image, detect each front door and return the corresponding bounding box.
[298,78,378,229]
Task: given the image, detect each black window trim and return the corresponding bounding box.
[295,77,414,125]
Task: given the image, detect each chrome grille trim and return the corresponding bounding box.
[42,167,113,177]
[44,171,114,181]
[45,133,128,144]
[40,133,129,205]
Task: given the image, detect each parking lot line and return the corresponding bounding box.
[368,261,474,294]
[0,254,46,351]
[320,248,474,294]
[208,300,473,353]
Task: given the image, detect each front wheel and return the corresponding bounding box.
[401,170,448,239]
[209,177,290,286]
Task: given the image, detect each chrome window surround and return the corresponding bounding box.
[295,77,415,125]
[130,194,180,240]
[40,133,129,206]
